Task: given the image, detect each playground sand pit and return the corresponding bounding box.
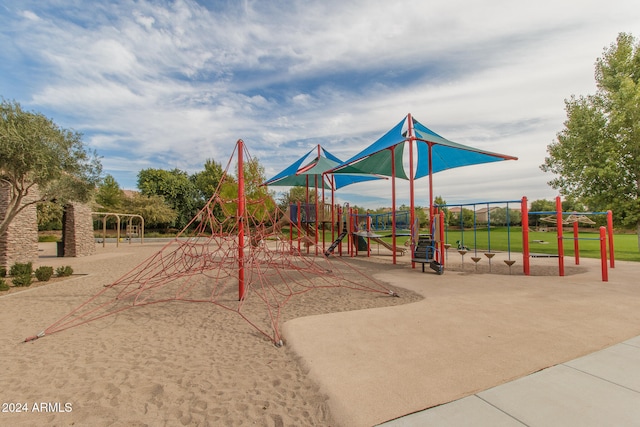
[1,240,638,426]
[0,241,419,426]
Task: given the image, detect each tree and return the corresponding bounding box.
[0,99,102,238]
[433,195,451,226]
[398,203,429,228]
[541,33,640,250]
[218,157,276,224]
[277,186,317,210]
[137,168,199,229]
[191,158,225,204]
[122,193,177,229]
[447,207,474,228]
[37,202,63,231]
[488,207,522,226]
[95,174,124,212]
[529,199,556,228]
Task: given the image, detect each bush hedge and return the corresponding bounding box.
[12,274,32,287]
[10,262,33,277]
[35,266,54,282]
[56,266,74,277]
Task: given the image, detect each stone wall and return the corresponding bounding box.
[63,203,95,257]
[0,182,39,270]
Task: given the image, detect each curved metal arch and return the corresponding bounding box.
[91,212,145,247]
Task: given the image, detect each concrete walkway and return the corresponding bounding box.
[379,335,640,426]
[284,256,640,427]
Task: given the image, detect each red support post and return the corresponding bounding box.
[337,204,343,257]
[353,208,359,257]
[237,140,246,301]
[556,196,565,277]
[600,226,608,282]
[521,196,530,276]
[349,207,354,257]
[367,215,372,257]
[607,210,615,268]
[390,147,397,265]
[314,174,319,256]
[297,201,302,253]
[407,113,416,269]
[439,209,445,267]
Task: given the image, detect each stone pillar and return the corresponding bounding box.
[0,182,39,270]
[63,203,95,257]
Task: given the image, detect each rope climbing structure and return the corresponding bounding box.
[25,140,399,346]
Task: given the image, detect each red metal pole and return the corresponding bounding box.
[321,177,326,253]
[439,209,445,267]
[348,207,354,257]
[297,201,302,253]
[521,196,530,276]
[353,208,359,257]
[366,215,371,257]
[556,196,564,277]
[407,113,416,269]
[330,178,334,250]
[314,174,319,256]
[600,226,608,282]
[390,147,397,265]
[573,220,580,265]
[305,176,309,255]
[607,210,615,268]
[428,143,434,220]
[315,145,320,256]
[338,204,343,257]
[237,139,246,301]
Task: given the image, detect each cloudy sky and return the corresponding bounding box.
[1,0,639,209]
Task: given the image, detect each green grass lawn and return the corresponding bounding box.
[263,225,639,262]
[440,227,639,262]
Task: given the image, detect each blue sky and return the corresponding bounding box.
[1,0,639,209]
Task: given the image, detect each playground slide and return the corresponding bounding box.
[324,230,348,257]
[370,237,406,255]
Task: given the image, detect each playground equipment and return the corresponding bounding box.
[324,203,350,257]
[321,205,413,258]
[410,213,444,274]
[440,199,525,274]
[27,140,400,346]
[349,209,410,257]
[440,196,614,280]
[526,195,614,281]
[92,212,145,247]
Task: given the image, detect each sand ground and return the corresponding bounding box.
[1,240,638,426]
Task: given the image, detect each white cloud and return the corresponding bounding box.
[2,0,640,200]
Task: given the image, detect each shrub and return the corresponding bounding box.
[10,262,33,277]
[56,266,74,277]
[0,278,9,291]
[12,274,32,287]
[0,267,6,278]
[35,266,54,282]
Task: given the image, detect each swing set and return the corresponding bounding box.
[438,196,614,281]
